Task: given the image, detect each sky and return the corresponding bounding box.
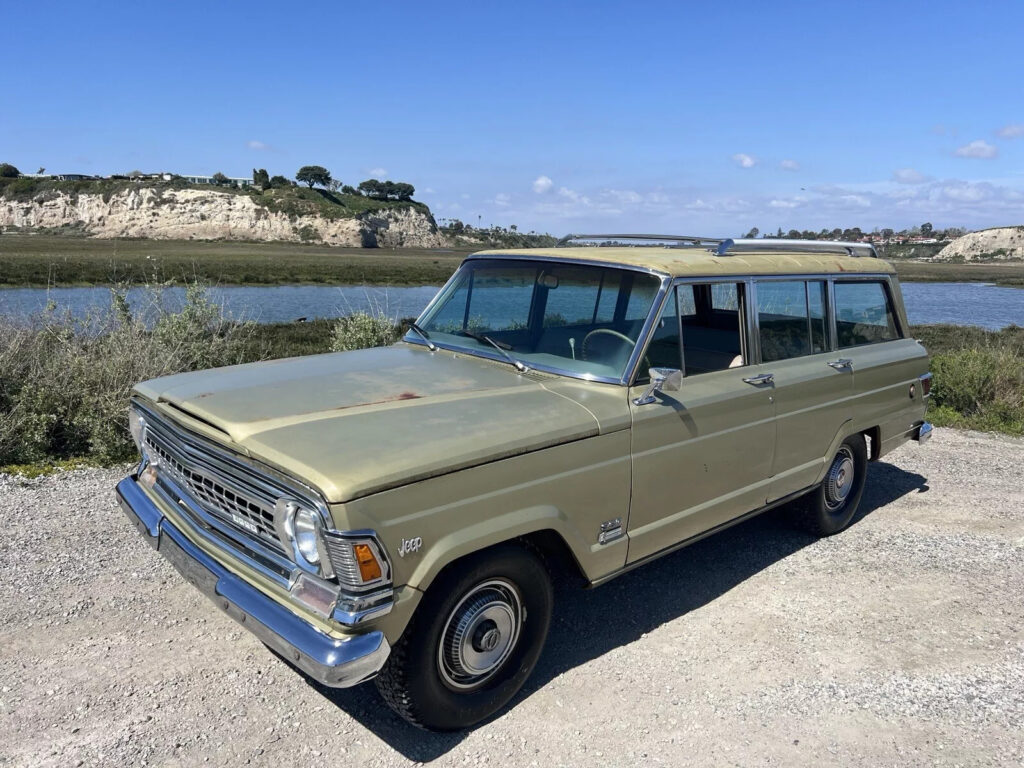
[3,0,1024,236]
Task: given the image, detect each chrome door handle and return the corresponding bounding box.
[827,358,853,371]
[742,373,775,386]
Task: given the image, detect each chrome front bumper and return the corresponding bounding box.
[116,476,390,688]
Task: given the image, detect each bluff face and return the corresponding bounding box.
[0,187,447,248]
[935,226,1024,261]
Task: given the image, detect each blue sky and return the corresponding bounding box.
[4,0,1024,235]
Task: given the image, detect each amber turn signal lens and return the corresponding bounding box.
[353,543,382,582]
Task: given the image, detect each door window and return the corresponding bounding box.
[756,280,830,360]
[678,282,746,375]
[834,281,901,347]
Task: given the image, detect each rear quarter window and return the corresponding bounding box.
[834,281,901,347]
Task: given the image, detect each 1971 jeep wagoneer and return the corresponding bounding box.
[118,234,933,730]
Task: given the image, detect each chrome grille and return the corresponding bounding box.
[140,412,288,557]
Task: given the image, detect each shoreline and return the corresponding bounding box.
[2,234,1023,288]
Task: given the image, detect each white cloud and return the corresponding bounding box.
[892,168,930,185]
[557,186,590,205]
[769,199,800,208]
[422,187,436,194]
[532,175,553,194]
[779,159,800,171]
[494,192,511,207]
[997,124,1024,139]
[247,140,269,150]
[732,153,757,168]
[367,167,388,177]
[954,140,998,159]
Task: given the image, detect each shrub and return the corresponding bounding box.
[0,284,255,465]
[331,311,399,352]
[929,346,1024,434]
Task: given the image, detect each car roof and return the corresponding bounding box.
[467,246,896,279]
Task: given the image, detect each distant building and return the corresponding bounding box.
[181,175,255,188]
[54,173,99,181]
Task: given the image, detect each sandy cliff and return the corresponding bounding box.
[0,187,447,248]
[934,226,1024,261]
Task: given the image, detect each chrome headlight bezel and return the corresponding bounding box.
[274,499,335,579]
[128,406,146,452]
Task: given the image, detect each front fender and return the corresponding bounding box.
[406,505,591,591]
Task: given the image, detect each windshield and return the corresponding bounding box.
[409,259,663,381]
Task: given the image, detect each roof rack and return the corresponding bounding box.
[719,238,878,258]
[558,233,727,248]
[557,234,878,258]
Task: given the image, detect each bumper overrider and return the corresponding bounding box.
[116,476,390,687]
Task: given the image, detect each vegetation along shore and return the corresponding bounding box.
[1,234,1023,288]
[0,284,1020,476]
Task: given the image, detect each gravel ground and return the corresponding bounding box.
[1,427,1022,767]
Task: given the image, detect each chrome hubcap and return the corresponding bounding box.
[825,447,855,510]
[439,579,522,690]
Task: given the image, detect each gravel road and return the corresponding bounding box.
[1,427,1022,767]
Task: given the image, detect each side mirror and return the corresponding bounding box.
[633,367,682,406]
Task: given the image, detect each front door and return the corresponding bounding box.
[626,281,776,564]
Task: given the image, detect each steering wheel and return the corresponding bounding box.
[582,328,635,361]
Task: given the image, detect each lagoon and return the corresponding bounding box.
[0,281,1020,330]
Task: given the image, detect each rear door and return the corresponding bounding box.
[832,277,926,450]
[754,278,854,500]
[627,281,776,563]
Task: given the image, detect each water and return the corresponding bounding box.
[0,281,1020,330]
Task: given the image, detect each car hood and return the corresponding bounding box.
[135,345,609,502]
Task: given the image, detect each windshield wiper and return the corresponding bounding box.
[456,330,528,372]
[406,322,436,351]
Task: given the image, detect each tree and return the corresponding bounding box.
[786,229,801,239]
[341,184,360,195]
[252,168,271,190]
[296,165,331,188]
[358,178,385,198]
[36,167,45,175]
[392,181,415,200]
[269,175,291,188]
[327,178,341,192]
[881,228,894,240]
[127,169,143,180]
[920,222,934,237]
[0,163,20,178]
[743,227,760,239]
[211,172,229,186]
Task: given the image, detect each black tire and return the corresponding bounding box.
[795,433,868,536]
[375,543,553,731]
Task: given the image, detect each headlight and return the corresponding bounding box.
[128,407,145,451]
[292,507,320,565]
[274,499,332,577]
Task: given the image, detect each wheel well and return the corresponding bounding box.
[862,426,881,461]
[518,529,589,588]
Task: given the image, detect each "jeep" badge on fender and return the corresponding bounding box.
[398,537,423,557]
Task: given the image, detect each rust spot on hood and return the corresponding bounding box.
[330,391,422,411]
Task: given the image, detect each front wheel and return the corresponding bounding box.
[375,543,552,731]
[795,434,868,536]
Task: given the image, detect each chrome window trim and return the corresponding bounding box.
[405,256,672,387]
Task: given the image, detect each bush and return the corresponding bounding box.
[0,284,256,465]
[331,311,399,352]
[929,346,1024,434]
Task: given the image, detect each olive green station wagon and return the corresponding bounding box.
[117,235,933,730]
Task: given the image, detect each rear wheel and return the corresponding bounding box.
[795,434,868,536]
[375,543,552,731]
